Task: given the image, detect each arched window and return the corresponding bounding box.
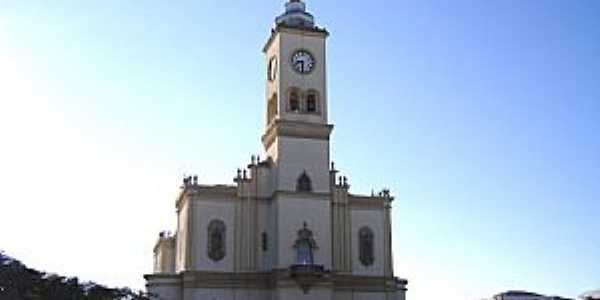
[358,227,374,266]
[296,171,312,192]
[294,222,317,265]
[267,94,278,124]
[207,220,226,262]
[289,89,300,112]
[261,232,268,252]
[306,91,318,113]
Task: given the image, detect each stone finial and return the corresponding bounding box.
[343,176,348,187]
[382,189,390,197]
[183,175,192,187]
[251,155,256,165]
[338,176,343,186]
[237,168,242,179]
[331,161,335,170]
[243,169,248,180]
[193,175,198,186]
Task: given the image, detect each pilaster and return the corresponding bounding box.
[331,165,352,273]
[382,190,394,277]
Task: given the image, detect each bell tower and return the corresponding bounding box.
[263,0,333,194]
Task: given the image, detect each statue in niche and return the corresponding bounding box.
[359,227,374,266]
[293,222,317,265]
[207,220,226,262]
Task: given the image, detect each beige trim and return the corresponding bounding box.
[157,271,407,292]
[273,190,330,200]
[349,196,386,210]
[332,274,403,292]
[144,274,181,288]
[177,185,237,209]
[262,119,333,149]
[263,25,328,54]
[277,25,329,37]
[182,271,272,289]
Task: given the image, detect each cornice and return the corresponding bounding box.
[144,274,181,287]
[176,185,237,209]
[262,119,333,149]
[146,271,407,292]
[348,195,386,210]
[263,25,329,53]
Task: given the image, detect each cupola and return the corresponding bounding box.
[275,0,316,29]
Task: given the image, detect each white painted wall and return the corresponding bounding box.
[396,290,407,300]
[265,33,281,127]
[257,200,274,271]
[353,292,387,300]
[275,287,332,300]
[333,291,352,300]
[351,209,385,276]
[147,278,181,300]
[183,288,270,300]
[192,199,236,272]
[275,136,330,193]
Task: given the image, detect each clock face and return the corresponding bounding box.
[268,56,278,81]
[291,50,315,74]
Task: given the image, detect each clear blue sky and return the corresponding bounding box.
[0,1,598,299]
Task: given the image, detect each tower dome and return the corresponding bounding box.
[275,0,315,29]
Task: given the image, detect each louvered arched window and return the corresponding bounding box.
[289,89,300,112]
[267,93,278,124]
[296,171,312,192]
[306,90,319,113]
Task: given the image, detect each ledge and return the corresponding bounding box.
[262,119,333,149]
[145,270,407,293]
[263,24,329,53]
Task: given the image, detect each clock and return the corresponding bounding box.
[291,50,315,74]
[268,56,278,81]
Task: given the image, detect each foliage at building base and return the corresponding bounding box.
[0,250,149,300]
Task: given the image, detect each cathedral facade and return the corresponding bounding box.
[144,1,408,299]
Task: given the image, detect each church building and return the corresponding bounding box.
[144,1,408,299]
